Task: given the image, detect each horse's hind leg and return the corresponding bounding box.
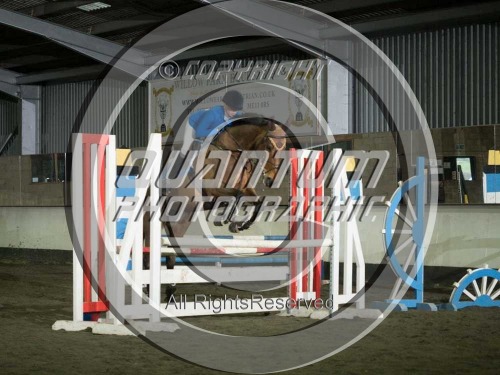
[161,222,179,301]
[143,252,150,296]
[164,251,177,302]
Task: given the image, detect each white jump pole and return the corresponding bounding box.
[330,151,365,312]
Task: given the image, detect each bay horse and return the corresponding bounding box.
[144,116,288,278]
[162,116,288,237]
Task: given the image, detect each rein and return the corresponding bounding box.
[211,127,244,152]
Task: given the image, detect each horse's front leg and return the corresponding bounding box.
[228,188,258,233]
[224,191,243,225]
[234,188,264,231]
[239,198,263,231]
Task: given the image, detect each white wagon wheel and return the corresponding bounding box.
[450,266,500,309]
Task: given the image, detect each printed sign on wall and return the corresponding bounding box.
[150,59,325,144]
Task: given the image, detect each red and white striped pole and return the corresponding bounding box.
[73,134,115,321]
[289,149,324,303]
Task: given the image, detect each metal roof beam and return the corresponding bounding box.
[208,0,322,45]
[0,44,64,60]
[0,7,148,76]
[144,38,283,65]
[194,1,330,59]
[7,56,94,75]
[0,68,21,84]
[143,1,348,66]
[86,16,164,35]
[0,81,19,97]
[15,65,106,84]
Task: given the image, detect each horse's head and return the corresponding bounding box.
[258,121,287,188]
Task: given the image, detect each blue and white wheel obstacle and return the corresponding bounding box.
[375,157,500,312]
[376,157,437,311]
[449,266,500,309]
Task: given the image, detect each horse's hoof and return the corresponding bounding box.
[214,221,224,227]
[166,255,176,270]
[229,222,240,233]
[240,222,252,231]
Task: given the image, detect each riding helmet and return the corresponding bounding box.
[222,90,244,111]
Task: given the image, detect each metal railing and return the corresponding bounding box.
[0,126,18,157]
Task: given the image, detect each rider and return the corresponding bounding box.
[181,90,245,153]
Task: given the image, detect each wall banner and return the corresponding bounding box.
[149,59,325,144]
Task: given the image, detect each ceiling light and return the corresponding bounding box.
[77,2,111,12]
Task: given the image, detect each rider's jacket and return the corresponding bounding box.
[189,105,241,139]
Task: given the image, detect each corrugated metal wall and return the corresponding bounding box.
[0,93,20,156]
[353,22,500,133]
[37,22,500,150]
[41,79,148,153]
[42,54,305,154]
